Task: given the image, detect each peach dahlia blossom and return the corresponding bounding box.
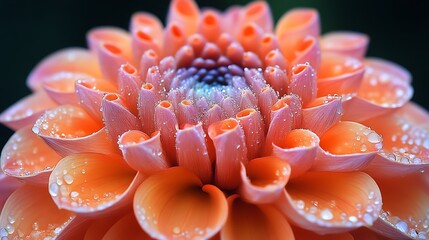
[0,0,428,239]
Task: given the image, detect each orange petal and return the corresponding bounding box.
[103,213,153,240]
[49,153,142,215]
[1,126,61,183]
[236,108,265,160]
[87,27,132,59]
[197,10,222,43]
[0,90,57,131]
[167,0,199,36]
[130,12,163,42]
[119,130,169,173]
[27,48,101,91]
[260,34,281,60]
[0,171,23,209]
[351,227,390,240]
[226,42,244,66]
[176,123,212,183]
[174,45,195,69]
[293,225,354,240]
[272,129,319,178]
[342,58,413,122]
[242,1,273,32]
[239,22,263,54]
[264,49,288,71]
[370,173,429,239]
[363,102,429,176]
[275,171,382,234]
[288,63,317,106]
[239,156,290,204]
[43,72,92,105]
[0,185,77,239]
[317,53,365,97]
[314,121,382,171]
[264,65,289,96]
[291,35,321,71]
[221,195,294,240]
[118,63,142,115]
[83,215,117,240]
[163,22,187,57]
[208,118,247,190]
[321,31,369,60]
[133,167,227,239]
[302,95,342,137]
[96,42,130,84]
[202,104,224,132]
[131,25,162,63]
[33,105,118,156]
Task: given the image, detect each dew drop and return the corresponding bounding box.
[360,144,367,152]
[320,208,334,220]
[173,227,181,234]
[63,174,74,184]
[395,220,408,233]
[49,183,59,197]
[367,132,380,143]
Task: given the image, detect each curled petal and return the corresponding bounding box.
[197,10,222,43]
[119,130,169,173]
[272,129,319,178]
[133,167,227,240]
[264,49,288,71]
[33,105,118,156]
[243,51,263,69]
[118,63,142,115]
[202,104,223,131]
[27,48,101,91]
[138,83,160,135]
[43,72,92,105]
[317,53,365,97]
[130,12,163,41]
[260,34,281,60]
[236,108,265,160]
[0,90,57,130]
[167,0,199,36]
[0,185,77,239]
[288,63,317,106]
[1,126,61,183]
[163,22,187,57]
[132,28,162,64]
[264,65,289,96]
[239,23,263,54]
[321,31,369,60]
[49,153,142,215]
[208,118,247,190]
[96,42,130,84]
[154,101,178,164]
[242,1,273,32]
[221,195,294,240]
[275,171,382,234]
[177,99,198,125]
[139,50,160,81]
[258,86,278,128]
[314,121,382,172]
[102,93,142,142]
[176,123,212,183]
[239,156,290,204]
[87,27,132,59]
[342,58,413,122]
[103,213,153,240]
[291,35,321,71]
[302,96,342,137]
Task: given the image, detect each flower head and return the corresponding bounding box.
[0,0,428,239]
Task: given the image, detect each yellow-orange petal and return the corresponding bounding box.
[0,90,57,131]
[236,108,265,160]
[275,171,382,234]
[302,95,342,137]
[208,118,247,190]
[321,31,369,60]
[27,48,101,91]
[133,167,227,239]
[239,156,290,204]
[315,121,382,171]
[103,213,153,240]
[221,195,294,240]
[0,185,77,239]
[272,129,319,178]
[293,225,354,240]
[167,0,199,36]
[33,105,118,156]
[1,126,61,183]
[43,72,92,105]
[49,153,142,215]
[370,173,429,239]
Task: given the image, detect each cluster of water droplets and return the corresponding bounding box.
[380,210,429,239]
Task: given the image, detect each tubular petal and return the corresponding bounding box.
[242,1,273,32]
[236,108,265,160]
[226,42,244,66]
[154,101,178,164]
[118,63,142,115]
[208,118,247,190]
[362,102,429,176]
[1,126,61,183]
[49,153,141,214]
[264,65,289,96]
[221,195,295,240]
[239,23,263,54]
[96,42,130,84]
[260,34,281,60]
[167,0,200,36]
[320,32,369,60]
[275,171,382,234]
[33,105,118,156]
[102,93,142,142]
[370,173,429,239]
[133,167,228,240]
[0,90,57,131]
[302,96,342,137]
[197,10,222,43]
[0,185,77,239]
[164,22,187,57]
[139,50,160,82]
[131,28,162,64]
[317,53,365,97]
[177,99,198,125]
[202,104,224,132]
[242,51,263,69]
[239,156,290,204]
[258,86,278,128]
[238,89,257,111]
[175,45,195,68]
[314,121,382,171]
[176,123,212,183]
[138,83,160,135]
[103,213,153,240]
[130,12,164,42]
[264,49,288,71]
[288,63,317,106]
[119,130,169,173]
[272,129,319,178]
[27,48,101,91]
[87,27,132,60]
[43,72,92,105]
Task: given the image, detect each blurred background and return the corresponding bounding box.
[0,0,428,147]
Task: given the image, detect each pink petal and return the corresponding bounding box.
[216,33,233,54]
[119,130,169,173]
[177,99,198,126]
[260,34,281,60]
[96,42,130,84]
[174,45,195,68]
[202,104,224,132]
[163,22,187,57]
[167,0,200,36]
[0,171,23,209]
[288,63,317,106]
[133,167,227,239]
[208,118,247,190]
[138,83,160,135]
[264,65,289,96]
[0,90,57,131]
[130,12,163,41]
[238,22,263,54]
[242,1,273,32]
[139,49,160,82]
[154,101,178,164]
[197,10,222,42]
[236,108,265,160]
[27,48,101,91]
[43,72,92,105]
[87,27,132,58]
[302,96,342,136]
[258,86,279,128]
[238,89,257,111]
[131,29,161,68]
[242,51,263,69]
[320,31,369,60]
[291,35,321,71]
[118,63,142,115]
[226,41,244,66]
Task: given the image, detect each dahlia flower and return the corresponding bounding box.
[0,0,428,239]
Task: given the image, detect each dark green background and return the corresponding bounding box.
[0,0,428,147]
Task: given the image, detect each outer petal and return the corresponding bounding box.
[0,90,57,131]
[43,72,92,105]
[302,95,342,137]
[0,171,23,209]
[1,126,61,183]
[320,32,369,60]
[275,171,382,234]
[0,185,77,239]
[103,213,153,240]
[221,195,295,240]
[49,153,142,215]
[133,167,227,240]
[167,0,200,36]
[26,48,101,91]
